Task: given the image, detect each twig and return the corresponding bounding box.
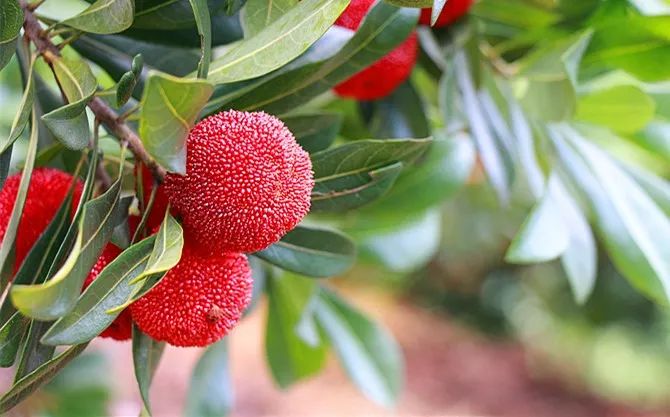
[20,1,167,182]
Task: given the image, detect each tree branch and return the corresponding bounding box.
[20,0,167,182]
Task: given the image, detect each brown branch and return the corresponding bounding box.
[20,0,167,182]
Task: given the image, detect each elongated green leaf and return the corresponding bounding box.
[209,3,418,114]
[189,0,212,78]
[11,166,131,321]
[40,237,156,346]
[0,146,11,190]
[0,312,29,367]
[0,111,39,290]
[184,339,233,417]
[315,288,402,407]
[61,0,134,34]
[0,0,23,71]
[505,175,570,264]
[430,0,447,25]
[131,213,183,283]
[42,56,97,150]
[207,0,349,84]
[553,175,597,304]
[282,112,341,153]
[384,0,431,7]
[266,273,326,388]
[242,0,298,36]
[256,226,355,277]
[554,126,670,303]
[310,138,431,212]
[1,56,35,153]
[454,51,511,204]
[576,85,655,134]
[139,71,213,173]
[0,343,88,414]
[133,326,165,416]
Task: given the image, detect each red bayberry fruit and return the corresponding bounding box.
[164,111,313,253]
[333,0,418,100]
[136,163,170,232]
[419,0,473,27]
[130,245,253,347]
[83,244,132,341]
[0,168,82,272]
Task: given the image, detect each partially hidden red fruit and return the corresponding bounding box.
[83,244,132,341]
[130,245,253,347]
[333,0,418,100]
[164,110,313,254]
[0,168,82,272]
[136,163,170,232]
[419,0,474,27]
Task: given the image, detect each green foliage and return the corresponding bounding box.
[139,72,213,173]
[60,0,134,34]
[0,0,23,71]
[185,340,233,417]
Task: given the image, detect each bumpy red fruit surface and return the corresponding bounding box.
[164,111,313,253]
[419,0,473,27]
[130,246,253,347]
[0,167,82,272]
[333,0,418,100]
[83,244,132,341]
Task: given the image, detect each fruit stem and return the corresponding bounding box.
[19,1,167,183]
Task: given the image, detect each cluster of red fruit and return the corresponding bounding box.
[335,0,474,100]
[0,111,313,347]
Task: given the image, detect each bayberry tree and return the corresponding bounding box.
[1,0,670,414]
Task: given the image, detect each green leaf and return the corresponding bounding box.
[0,146,11,190]
[42,56,97,150]
[266,273,326,388]
[315,288,402,407]
[209,4,418,114]
[0,343,88,414]
[514,30,593,121]
[11,164,131,321]
[505,175,570,264]
[61,0,134,34]
[184,340,233,417]
[242,0,298,36]
[0,0,23,71]
[0,111,39,289]
[454,51,512,204]
[0,313,30,367]
[1,55,35,153]
[139,71,213,174]
[40,236,156,346]
[207,0,349,84]
[585,16,670,82]
[130,213,183,284]
[310,138,432,212]
[282,112,342,153]
[132,326,165,416]
[553,175,597,304]
[189,0,212,78]
[554,125,670,303]
[575,86,656,134]
[131,0,224,30]
[363,81,430,139]
[256,226,356,278]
